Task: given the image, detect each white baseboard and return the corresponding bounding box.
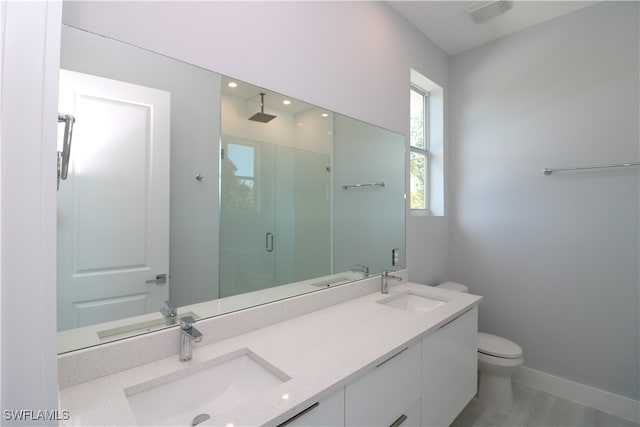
[513,366,639,424]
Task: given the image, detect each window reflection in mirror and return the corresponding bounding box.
[223,142,256,210]
[56,24,405,354]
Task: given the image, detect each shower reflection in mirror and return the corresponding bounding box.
[56,24,405,353]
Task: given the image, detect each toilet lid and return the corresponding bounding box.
[478,333,522,359]
[437,282,469,293]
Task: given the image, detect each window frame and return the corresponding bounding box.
[410,84,430,215]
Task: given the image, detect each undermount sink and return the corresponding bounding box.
[378,291,447,314]
[125,349,290,426]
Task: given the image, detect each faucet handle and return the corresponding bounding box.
[180,316,196,329]
[160,301,177,326]
[382,270,403,281]
[161,300,176,316]
[351,264,370,277]
[356,264,369,276]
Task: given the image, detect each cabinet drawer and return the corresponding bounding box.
[404,399,421,427]
[388,399,421,427]
[279,388,345,427]
[345,344,421,427]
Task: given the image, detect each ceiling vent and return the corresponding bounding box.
[464,0,512,23]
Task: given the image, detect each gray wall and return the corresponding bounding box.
[450,2,639,400]
[61,1,452,286]
[60,26,221,308]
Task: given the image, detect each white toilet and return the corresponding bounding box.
[438,282,523,413]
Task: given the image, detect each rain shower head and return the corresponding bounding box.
[249,93,277,123]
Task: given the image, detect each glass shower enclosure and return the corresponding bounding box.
[219,137,331,298]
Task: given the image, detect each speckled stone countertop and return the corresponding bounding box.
[59,282,481,426]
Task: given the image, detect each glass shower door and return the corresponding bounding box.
[219,138,276,297]
[220,138,331,298]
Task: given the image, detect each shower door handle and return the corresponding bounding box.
[266,232,274,252]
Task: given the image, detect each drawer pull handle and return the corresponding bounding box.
[389,414,408,427]
[376,346,408,368]
[438,306,474,330]
[277,402,319,427]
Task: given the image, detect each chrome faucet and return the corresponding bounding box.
[381,270,402,294]
[179,316,202,362]
[160,300,177,326]
[351,264,370,277]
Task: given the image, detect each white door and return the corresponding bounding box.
[57,69,170,331]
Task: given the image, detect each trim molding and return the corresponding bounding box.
[1,1,62,416]
[514,366,639,424]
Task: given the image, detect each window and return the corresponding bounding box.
[410,86,429,212]
[222,142,256,209]
[410,69,444,216]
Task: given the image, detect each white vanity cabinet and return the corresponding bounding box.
[345,344,421,427]
[284,305,478,427]
[421,306,478,427]
[58,279,482,427]
[279,388,345,427]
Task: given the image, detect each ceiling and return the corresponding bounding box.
[221,75,317,114]
[387,1,600,55]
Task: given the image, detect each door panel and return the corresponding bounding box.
[219,138,276,297]
[73,293,148,328]
[57,69,171,331]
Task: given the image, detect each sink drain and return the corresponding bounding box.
[192,413,210,426]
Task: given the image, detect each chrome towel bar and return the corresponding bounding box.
[543,162,639,175]
[342,182,385,190]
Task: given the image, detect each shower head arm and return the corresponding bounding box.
[248,92,277,123]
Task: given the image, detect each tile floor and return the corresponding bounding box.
[451,383,638,427]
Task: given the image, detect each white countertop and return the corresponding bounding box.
[59,282,482,426]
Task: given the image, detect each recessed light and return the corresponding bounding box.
[281,393,290,400]
[283,100,291,105]
[227,82,238,88]
[322,113,329,117]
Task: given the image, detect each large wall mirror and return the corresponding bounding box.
[57,25,405,353]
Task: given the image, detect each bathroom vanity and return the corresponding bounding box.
[54,22,478,427]
[58,277,481,426]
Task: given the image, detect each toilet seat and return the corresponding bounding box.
[478,333,522,359]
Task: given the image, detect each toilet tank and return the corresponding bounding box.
[438,282,469,293]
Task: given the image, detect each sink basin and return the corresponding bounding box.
[378,291,446,314]
[125,349,290,426]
